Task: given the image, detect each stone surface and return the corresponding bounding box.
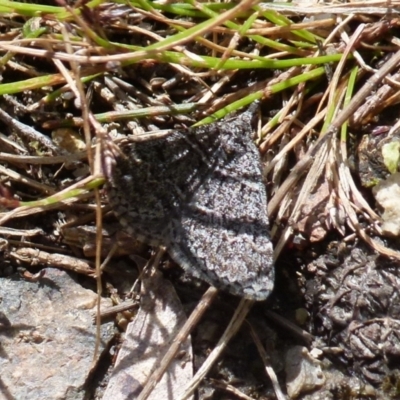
[285,346,325,398]
[373,172,400,236]
[104,105,274,300]
[0,268,114,400]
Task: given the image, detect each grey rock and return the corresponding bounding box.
[285,346,325,398]
[0,268,114,400]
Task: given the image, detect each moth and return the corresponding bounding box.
[103,104,274,300]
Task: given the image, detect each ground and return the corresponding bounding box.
[0,1,400,399]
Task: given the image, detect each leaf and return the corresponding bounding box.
[103,267,193,400]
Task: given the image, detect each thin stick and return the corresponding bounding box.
[137,286,219,400]
[179,298,254,400]
[249,325,286,400]
[0,108,62,155]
